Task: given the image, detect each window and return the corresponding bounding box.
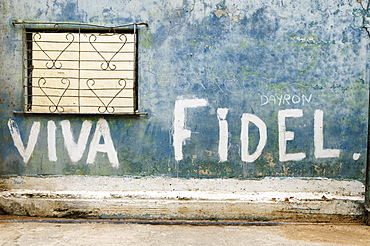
[15,22,147,114]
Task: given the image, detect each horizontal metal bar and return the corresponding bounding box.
[13,21,149,28]
[29,95,134,99]
[31,67,135,72]
[28,49,135,54]
[26,40,136,45]
[24,86,135,90]
[14,111,147,116]
[27,58,135,62]
[30,104,134,108]
[27,77,134,80]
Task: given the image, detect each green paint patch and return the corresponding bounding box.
[287,33,327,46]
[239,40,251,49]
[189,39,200,47]
[141,32,153,49]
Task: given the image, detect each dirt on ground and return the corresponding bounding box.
[281,224,370,245]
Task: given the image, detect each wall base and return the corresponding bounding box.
[0,176,365,221]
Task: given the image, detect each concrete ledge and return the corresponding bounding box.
[0,176,365,220]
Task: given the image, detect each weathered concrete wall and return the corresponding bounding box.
[0,0,369,219]
[0,0,368,178]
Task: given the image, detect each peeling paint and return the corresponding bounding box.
[214,7,229,18]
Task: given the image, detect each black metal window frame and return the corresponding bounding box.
[12,21,148,116]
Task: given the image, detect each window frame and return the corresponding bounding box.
[13,21,148,116]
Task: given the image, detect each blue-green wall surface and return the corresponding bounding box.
[0,0,369,180]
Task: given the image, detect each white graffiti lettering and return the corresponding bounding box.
[241,113,267,163]
[278,109,306,162]
[8,119,118,167]
[7,98,342,167]
[217,108,229,162]
[48,120,57,162]
[172,98,340,163]
[87,119,119,168]
[314,110,341,158]
[173,98,208,161]
[8,119,40,164]
[60,120,92,163]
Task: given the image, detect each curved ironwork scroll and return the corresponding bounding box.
[86,79,127,113]
[88,34,128,70]
[38,77,70,112]
[33,33,75,69]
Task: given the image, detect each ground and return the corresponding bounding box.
[0,216,370,245]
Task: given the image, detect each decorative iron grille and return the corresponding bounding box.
[24,28,138,114]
